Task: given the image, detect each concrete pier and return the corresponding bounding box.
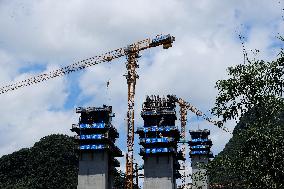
[77,152,109,189]
[71,105,122,189]
[189,129,213,189]
[144,155,176,189]
[137,95,183,189]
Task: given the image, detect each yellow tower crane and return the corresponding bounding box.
[0,34,175,189]
[168,95,231,189]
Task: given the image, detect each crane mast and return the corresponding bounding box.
[124,45,139,189]
[123,36,175,189]
[178,99,188,188]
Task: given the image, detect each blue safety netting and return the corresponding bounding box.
[79,122,105,129]
[80,134,103,140]
[80,144,105,150]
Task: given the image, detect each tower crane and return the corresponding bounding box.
[0,34,175,189]
[167,95,231,189]
[178,98,189,188]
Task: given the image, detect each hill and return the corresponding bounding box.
[208,109,284,188]
[0,134,125,189]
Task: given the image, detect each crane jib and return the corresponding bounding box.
[0,34,176,95]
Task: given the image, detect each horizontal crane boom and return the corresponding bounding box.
[0,34,174,95]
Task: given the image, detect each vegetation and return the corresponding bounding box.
[0,134,77,189]
[0,134,127,189]
[209,39,284,188]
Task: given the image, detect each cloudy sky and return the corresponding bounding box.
[0,0,283,185]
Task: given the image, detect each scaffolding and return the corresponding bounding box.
[71,105,123,189]
[189,129,213,189]
[136,95,185,189]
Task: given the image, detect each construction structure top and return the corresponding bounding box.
[141,95,177,126]
[137,95,184,179]
[71,105,123,167]
[189,129,213,158]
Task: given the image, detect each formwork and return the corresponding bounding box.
[189,129,213,189]
[136,95,184,189]
[71,105,123,189]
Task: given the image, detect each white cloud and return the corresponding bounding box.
[0,50,20,83]
[0,58,73,156]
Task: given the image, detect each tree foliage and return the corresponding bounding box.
[212,53,284,124]
[209,39,284,188]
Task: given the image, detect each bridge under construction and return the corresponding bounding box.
[0,34,231,189]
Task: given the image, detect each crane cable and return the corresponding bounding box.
[106,60,112,104]
[168,95,232,134]
[182,99,231,134]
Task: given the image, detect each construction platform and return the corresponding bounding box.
[189,129,213,189]
[136,95,184,189]
[71,105,123,189]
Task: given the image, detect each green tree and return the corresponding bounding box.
[209,39,284,188]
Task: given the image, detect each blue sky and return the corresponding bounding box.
[0,0,283,186]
